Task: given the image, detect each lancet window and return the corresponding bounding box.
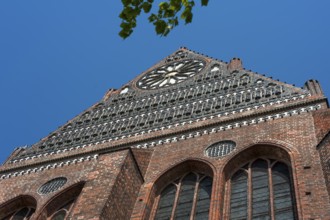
[154,172,213,220]
[48,200,74,220]
[229,158,296,220]
[1,207,35,220]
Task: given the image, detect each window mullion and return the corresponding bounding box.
[248,166,252,220]
[170,183,181,220]
[269,165,275,220]
[226,179,232,220]
[151,195,161,219]
[190,178,200,220]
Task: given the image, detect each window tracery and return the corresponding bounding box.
[154,172,213,220]
[38,182,84,220]
[48,200,74,220]
[229,158,296,220]
[12,61,312,162]
[2,207,35,220]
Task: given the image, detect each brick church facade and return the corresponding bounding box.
[0,48,330,219]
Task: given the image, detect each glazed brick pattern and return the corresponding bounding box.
[131,111,330,220]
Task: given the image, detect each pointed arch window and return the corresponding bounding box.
[49,200,74,220]
[39,182,84,220]
[229,158,296,220]
[154,172,213,220]
[2,207,35,220]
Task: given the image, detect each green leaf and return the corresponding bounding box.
[121,0,131,7]
[185,12,193,23]
[119,0,206,38]
[169,0,182,9]
[155,20,167,34]
[180,8,189,20]
[132,0,142,7]
[164,8,175,18]
[201,0,208,6]
[119,29,132,39]
[121,7,135,20]
[168,17,179,26]
[119,12,127,20]
[120,22,130,29]
[163,26,170,36]
[182,0,189,7]
[159,2,169,10]
[142,2,152,13]
[148,14,158,22]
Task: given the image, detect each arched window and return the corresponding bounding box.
[2,207,35,220]
[154,172,213,220]
[0,195,37,220]
[49,200,74,220]
[229,158,296,220]
[38,182,84,220]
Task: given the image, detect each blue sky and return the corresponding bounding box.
[0,0,329,164]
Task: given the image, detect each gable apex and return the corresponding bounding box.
[5,49,326,164]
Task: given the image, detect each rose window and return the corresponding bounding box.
[137,59,205,89]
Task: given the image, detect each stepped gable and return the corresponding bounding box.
[8,48,321,163]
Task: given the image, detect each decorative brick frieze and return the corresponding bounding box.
[6,100,323,167]
[0,154,98,180]
[1,48,330,220]
[9,48,311,162]
[133,104,321,149]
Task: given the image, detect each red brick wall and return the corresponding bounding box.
[132,111,330,220]
[1,110,330,219]
[0,149,140,219]
[313,109,330,142]
[100,151,143,220]
[131,148,154,177]
[313,109,330,199]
